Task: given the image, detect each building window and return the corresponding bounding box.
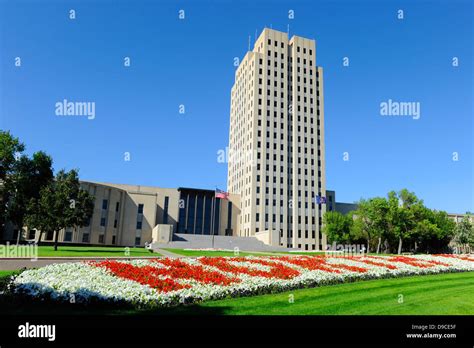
[203,196,212,235]
[100,217,106,227]
[227,201,232,229]
[82,233,90,243]
[178,194,187,233]
[115,202,120,212]
[28,230,36,240]
[187,195,196,234]
[98,235,105,244]
[213,198,221,235]
[136,221,143,230]
[102,199,108,210]
[195,195,204,234]
[138,204,144,214]
[135,237,141,246]
[112,235,116,245]
[163,196,169,224]
[64,231,73,242]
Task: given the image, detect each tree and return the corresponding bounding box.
[387,189,422,254]
[425,210,455,253]
[327,188,461,254]
[322,211,353,244]
[7,152,53,243]
[349,197,390,253]
[412,216,440,253]
[25,185,57,244]
[26,169,94,250]
[454,215,474,250]
[0,131,25,240]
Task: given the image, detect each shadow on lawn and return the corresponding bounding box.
[1,279,229,316]
[1,295,231,316]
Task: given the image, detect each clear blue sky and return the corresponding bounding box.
[1,0,472,213]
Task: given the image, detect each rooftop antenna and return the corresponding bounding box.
[248,35,251,51]
[287,24,290,36]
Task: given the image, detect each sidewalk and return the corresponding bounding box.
[152,248,183,258]
[0,249,185,270]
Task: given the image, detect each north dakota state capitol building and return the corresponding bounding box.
[7,29,354,251]
[227,28,327,250]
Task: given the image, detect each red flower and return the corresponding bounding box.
[277,256,342,273]
[200,257,300,279]
[93,260,190,292]
[152,258,239,286]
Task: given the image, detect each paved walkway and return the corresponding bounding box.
[0,256,164,271]
[0,248,186,270]
[152,248,183,258]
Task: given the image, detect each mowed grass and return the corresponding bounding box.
[2,245,159,257]
[160,271,474,315]
[163,248,275,257]
[0,270,17,279]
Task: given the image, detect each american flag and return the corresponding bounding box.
[215,188,229,199]
[315,195,327,204]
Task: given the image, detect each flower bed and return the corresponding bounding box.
[10,254,474,308]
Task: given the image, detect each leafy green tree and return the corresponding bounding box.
[328,188,461,254]
[427,210,455,252]
[454,214,474,249]
[351,197,390,253]
[7,152,53,243]
[0,131,25,240]
[322,211,353,244]
[412,215,440,252]
[387,189,422,254]
[26,169,94,250]
[25,185,57,244]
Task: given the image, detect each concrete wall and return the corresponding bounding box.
[255,229,281,247]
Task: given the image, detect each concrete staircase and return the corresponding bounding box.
[151,233,293,252]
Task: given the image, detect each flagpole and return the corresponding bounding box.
[212,188,216,249]
[212,198,215,249]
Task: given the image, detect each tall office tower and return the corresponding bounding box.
[227,28,327,251]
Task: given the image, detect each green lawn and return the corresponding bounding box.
[163,248,275,257]
[0,270,18,279]
[177,271,474,315]
[2,271,473,315]
[3,245,159,258]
